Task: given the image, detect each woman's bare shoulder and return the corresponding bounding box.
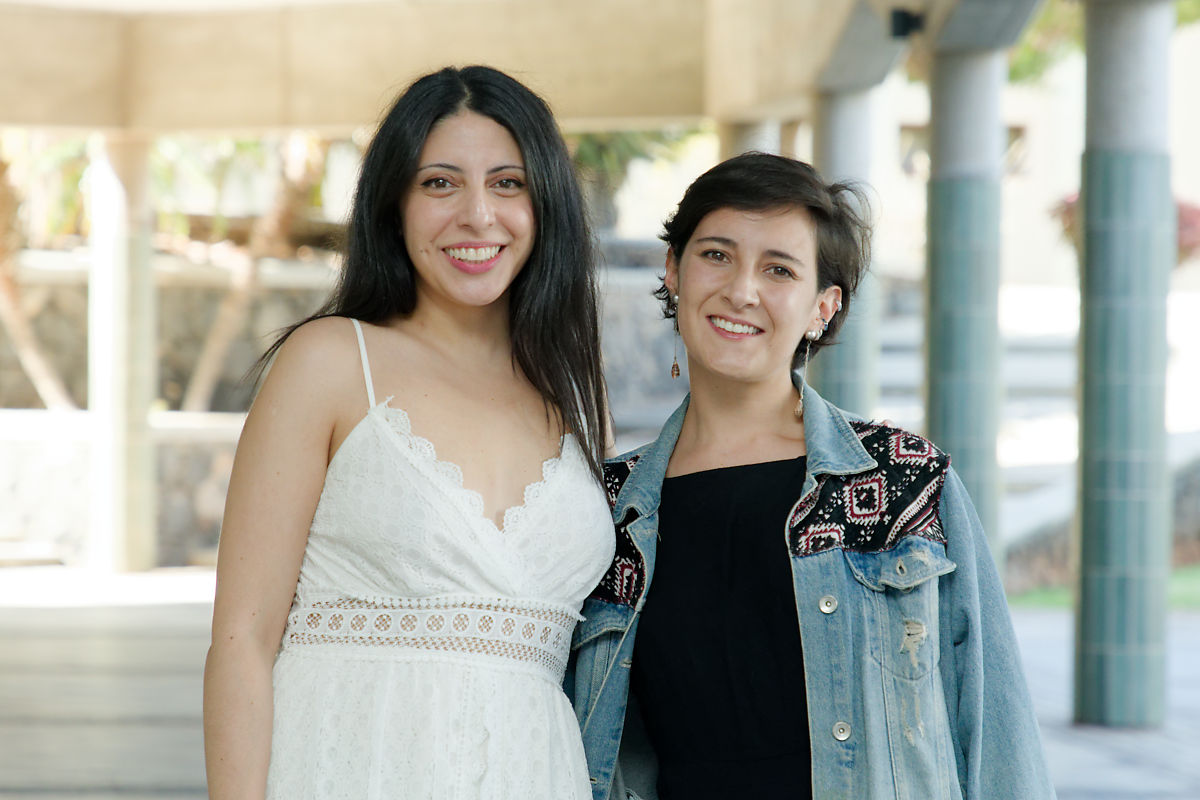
[278,315,358,358]
[258,316,365,408]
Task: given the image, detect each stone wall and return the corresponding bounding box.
[1,260,331,412]
[157,284,328,411]
[0,284,89,409]
[157,431,239,565]
[1004,455,1200,595]
[600,267,688,449]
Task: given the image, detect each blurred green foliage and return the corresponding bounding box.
[1010,0,1200,84]
[1008,0,1082,84]
[568,130,692,189]
[567,129,695,229]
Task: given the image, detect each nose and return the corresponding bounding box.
[722,262,759,309]
[458,185,496,230]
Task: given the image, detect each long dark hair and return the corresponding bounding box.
[260,66,606,478]
[657,152,872,367]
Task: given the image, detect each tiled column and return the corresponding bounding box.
[926,49,1005,555]
[1074,0,1174,727]
[86,133,157,571]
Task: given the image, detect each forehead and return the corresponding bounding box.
[690,206,816,252]
[418,110,524,164]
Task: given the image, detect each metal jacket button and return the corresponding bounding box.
[819,595,838,614]
[833,721,852,741]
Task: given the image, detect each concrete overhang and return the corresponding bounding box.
[818,0,907,93]
[933,0,1043,51]
[0,0,977,132]
[1,0,709,132]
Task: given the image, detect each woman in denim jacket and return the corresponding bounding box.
[567,153,1055,799]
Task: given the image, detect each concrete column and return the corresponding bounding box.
[810,86,880,417]
[718,120,781,160]
[86,133,157,571]
[782,119,814,163]
[1074,0,1174,727]
[779,120,804,160]
[926,49,1005,556]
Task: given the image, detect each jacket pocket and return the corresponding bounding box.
[844,536,956,680]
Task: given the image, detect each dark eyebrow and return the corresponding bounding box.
[695,236,802,265]
[415,163,526,174]
[763,248,802,264]
[416,162,460,173]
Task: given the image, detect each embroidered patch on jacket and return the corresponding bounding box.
[589,507,645,607]
[787,423,950,557]
[589,459,646,607]
[603,456,640,509]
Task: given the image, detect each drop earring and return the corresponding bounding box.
[795,326,822,418]
[670,294,681,379]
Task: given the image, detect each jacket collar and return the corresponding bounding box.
[610,378,877,522]
[609,397,688,520]
[798,378,878,479]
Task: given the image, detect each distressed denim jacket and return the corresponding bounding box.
[566,385,1056,800]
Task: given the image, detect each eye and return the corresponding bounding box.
[700,249,730,263]
[492,176,526,191]
[766,264,796,279]
[420,177,454,191]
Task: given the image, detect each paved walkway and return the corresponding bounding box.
[0,568,1197,799]
[1016,608,1200,799]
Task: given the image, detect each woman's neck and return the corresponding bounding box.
[670,368,806,475]
[398,294,515,370]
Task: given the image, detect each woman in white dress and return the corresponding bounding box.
[203,65,615,799]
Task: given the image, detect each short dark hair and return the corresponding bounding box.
[656,152,872,366]
[262,65,606,478]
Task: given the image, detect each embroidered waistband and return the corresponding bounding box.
[283,595,580,683]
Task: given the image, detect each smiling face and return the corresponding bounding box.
[666,205,842,388]
[402,110,535,315]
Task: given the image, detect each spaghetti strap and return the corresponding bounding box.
[350,319,377,408]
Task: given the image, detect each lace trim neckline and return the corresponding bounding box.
[370,397,573,537]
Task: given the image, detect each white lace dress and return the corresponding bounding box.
[265,320,614,800]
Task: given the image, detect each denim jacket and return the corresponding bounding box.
[566,385,1056,800]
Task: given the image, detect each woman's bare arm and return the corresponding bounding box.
[202,320,352,799]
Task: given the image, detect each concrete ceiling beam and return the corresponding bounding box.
[818,0,908,93]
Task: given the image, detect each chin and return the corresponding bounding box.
[697,361,761,384]
[458,293,509,309]
[447,278,513,307]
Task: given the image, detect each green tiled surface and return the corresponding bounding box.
[926,176,1002,552]
[1074,149,1174,726]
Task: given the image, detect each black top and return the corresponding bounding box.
[630,455,813,799]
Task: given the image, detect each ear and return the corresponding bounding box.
[812,285,842,333]
[664,250,680,297]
